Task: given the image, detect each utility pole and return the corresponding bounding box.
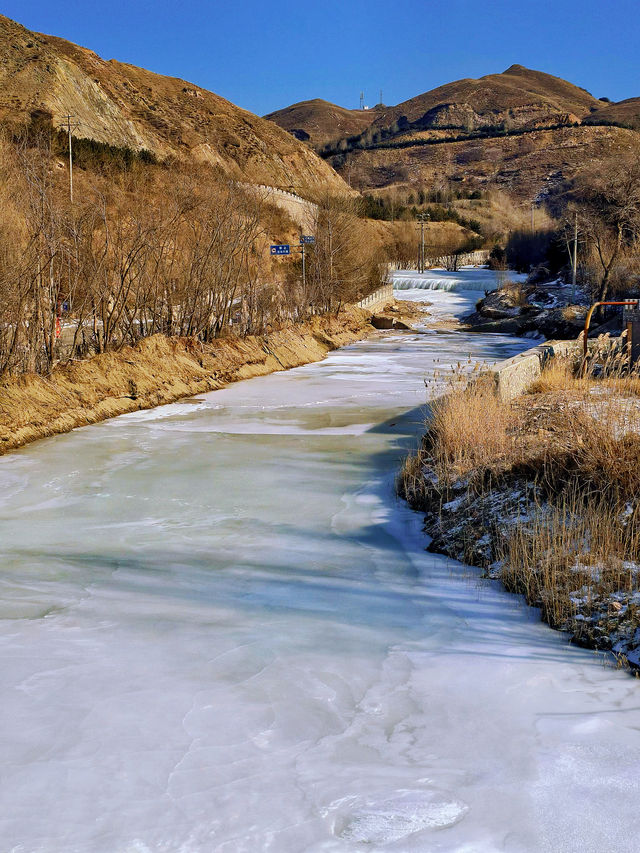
[61,115,79,203]
[297,235,315,290]
[571,211,578,302]
[417,213,429,273]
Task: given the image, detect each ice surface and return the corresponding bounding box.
[0,272,639,852]
[336,789,468,843]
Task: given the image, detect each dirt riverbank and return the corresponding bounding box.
[0,301,428,456]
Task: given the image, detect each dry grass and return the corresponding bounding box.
[535,401,640,502]
[498,490,640,630]
[528,356,581,393]
[524,341,640,503]
[398,377,514,505]
[399,347,640,663]
[403,348,640,505]
[398,448,431,507]
[499,357,640,660]
[429,382,514,482]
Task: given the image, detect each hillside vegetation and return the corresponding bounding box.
[0,14,348,193]
[372,64,601,132]
[586,97,640,131]
[333,123,640,201]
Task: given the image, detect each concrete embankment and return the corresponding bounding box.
[0,306,388,455]
[482,338,578,401]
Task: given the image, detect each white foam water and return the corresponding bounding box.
[391,266,526,292]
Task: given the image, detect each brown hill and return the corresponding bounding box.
[371,65,600,132]
[0,14,349,193]
[587,97,640,130]
[336,124,640,202]
[316,67,640,204]
[264,98,381,147]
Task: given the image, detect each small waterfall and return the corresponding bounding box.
[390,268,519,293]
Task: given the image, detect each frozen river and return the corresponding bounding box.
[1,273,639,852]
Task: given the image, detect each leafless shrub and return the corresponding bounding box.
[0,132,377,377]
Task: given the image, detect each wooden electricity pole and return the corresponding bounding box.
[61,115,79,203]
[571,211,578,301]
[417,213,429,273]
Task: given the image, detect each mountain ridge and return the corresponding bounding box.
[265,65,640,203]
[371,65,601,132]
[267,65,617,147]
[0,14,349,194]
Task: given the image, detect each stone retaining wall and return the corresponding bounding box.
[486,339,579,401]
[356,284,394,310]
[251,184,318,230]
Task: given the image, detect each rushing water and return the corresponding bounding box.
[391,267,527,292]
[1,275,639,852]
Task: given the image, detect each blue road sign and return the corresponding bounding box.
[300,235,315,244]
[270,244,291,256]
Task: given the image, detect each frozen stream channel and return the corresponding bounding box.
[1,273,639,852]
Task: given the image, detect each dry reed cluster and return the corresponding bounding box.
[399,340,640,665]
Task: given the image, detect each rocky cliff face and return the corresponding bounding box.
[0,15,349,193]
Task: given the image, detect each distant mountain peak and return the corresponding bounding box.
[503,64,531,74]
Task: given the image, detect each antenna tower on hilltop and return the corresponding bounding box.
[359,91,364,110]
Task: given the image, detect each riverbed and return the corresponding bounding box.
[1,273,639,852]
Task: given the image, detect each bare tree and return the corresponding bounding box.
[307,194,380,312]
[0,129,380,378]
[573,154,640,303]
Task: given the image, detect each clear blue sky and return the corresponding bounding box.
[5,0,639,115]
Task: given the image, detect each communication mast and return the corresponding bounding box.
[359,91,364,110]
